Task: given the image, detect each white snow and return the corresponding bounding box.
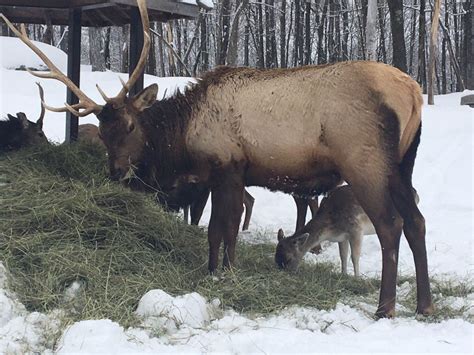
[0,36,67,72]
[179,0,214,10]
[1,39,473,354]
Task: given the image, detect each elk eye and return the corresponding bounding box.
[128,123,135,133]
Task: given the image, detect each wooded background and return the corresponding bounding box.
[1,0,473,93]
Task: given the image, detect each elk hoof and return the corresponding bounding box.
[310,245,322,254]
[416,303,435,316]
[375,307,396,319]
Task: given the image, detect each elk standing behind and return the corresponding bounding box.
[276,185,420,277]
[2,0,433,318]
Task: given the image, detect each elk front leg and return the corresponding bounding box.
[190,188,210,225]
[207,177,244,272]
[293,196,309,233]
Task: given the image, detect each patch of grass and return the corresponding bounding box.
[1,143,461,327]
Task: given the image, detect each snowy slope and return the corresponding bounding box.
[0,39,473,353]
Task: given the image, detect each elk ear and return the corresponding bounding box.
[16,112,29,129]
[132,84,158,112]
[277,229,285,242]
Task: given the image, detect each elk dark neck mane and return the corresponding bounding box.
[137,88,197,188]
[0,115,24,151]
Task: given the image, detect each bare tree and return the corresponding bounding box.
[428,0,441,104]
[388,0,408,72]
[366,0,377,60]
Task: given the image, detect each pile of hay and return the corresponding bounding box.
[0,143,378,326]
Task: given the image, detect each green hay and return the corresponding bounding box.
[0,143,387,326]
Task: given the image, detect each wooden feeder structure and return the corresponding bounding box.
[0,0,200,141]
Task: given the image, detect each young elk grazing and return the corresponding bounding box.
[276,185,420,277]
[0,83,48,151]
[3,0,433,317]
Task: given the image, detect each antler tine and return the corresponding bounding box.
[96,84,112,103]
[35,82,46,125]
[35,81,92,118]
[0,14,102,116]
[117,0,151,98]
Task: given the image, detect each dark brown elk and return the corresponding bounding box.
[0,83,48,151]
[2,0,433,318]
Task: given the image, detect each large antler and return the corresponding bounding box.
[35,82,45,128]
[96,0,151,102]
[1,0,151,114]
[0,14,102,117]
[118,0,151,99]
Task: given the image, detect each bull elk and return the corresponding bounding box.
[1,0,433,318]
[0,83,48,151]
[276,185,419,277]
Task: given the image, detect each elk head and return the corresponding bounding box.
[1,0,156,182]
[275,229,310,271]
[2,82,48,150]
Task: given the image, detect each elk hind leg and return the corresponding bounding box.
[389,173,433,315]
[338,240,349,274]
[345,178,403,318]
[349,233,363,277]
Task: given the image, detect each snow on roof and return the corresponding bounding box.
[0,36,67,72]
[179,0,214,10]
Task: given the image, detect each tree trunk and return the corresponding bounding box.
[366,0,377,61]
[317,0,329,64]
[217,0,231,65]
[377,0,387,62]
[464,0,474,89]
[157,23,166,76]
[341,0,350,60]
[304,0,311,64]
[264,0,278,68]
[147,23,157,75]
[121,25,129,74]
[441,0,447,94]
[428,0,441,104]
[244,19,250,66]
[104,27,111,70]
[166,24,176,76]
[257,2,265,68]
[89,27,106,71]
[387,0,408,72]
[280,0,287,68]
[418,0,427,91]
[228,0,248,66]
[200,12,209,72]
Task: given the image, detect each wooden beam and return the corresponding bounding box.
[129,6,144,96]
[65,8,82,143]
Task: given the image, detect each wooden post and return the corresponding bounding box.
[129,6,145,96]
[65,8,81,143]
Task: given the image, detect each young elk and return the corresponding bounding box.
[276,185,419,277]
[0,83,48,151]
[2,0,433,318]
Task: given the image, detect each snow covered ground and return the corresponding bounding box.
[1,38,473,353]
